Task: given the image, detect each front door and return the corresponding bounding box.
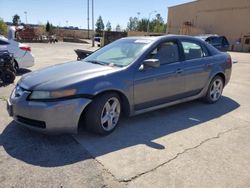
[133,40,185,111]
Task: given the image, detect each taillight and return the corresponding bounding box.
[226,56,232,67]
[20,46,31,52]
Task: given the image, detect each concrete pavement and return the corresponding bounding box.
[0,42,250,187]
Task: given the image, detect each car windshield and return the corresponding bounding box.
[84,38,152,67]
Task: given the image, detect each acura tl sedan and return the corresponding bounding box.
[7,35,232,135]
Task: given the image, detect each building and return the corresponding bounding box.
[167,0,250,52]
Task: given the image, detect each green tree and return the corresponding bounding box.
[151,14,167,33]
[46,21,50,32]
[115,24,121,32]
[106,21,112,31]
[95,16,104,35]
[127,17,138,31]
[12,14,20,26]
[45,21,54,34]
[0,18,7,35]
[137,18,148,32]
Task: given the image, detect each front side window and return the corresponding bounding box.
[84,39,152,67]
[147,41,180,65]
[181,41,208,60]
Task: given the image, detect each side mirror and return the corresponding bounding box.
[143,59,160,69]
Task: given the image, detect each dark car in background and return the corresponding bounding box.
[196,35,230,52]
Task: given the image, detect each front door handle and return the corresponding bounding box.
[176,69,183,74]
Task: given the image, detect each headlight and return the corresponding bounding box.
[29,89,77,100]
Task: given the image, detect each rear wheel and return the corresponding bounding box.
[84,93,121,135]
[204,76,224,103]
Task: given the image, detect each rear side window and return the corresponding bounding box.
[0,40,9,45]
[222,37,229,45]
[148,41,180,65]
[181,41,208,60]
[210,37,222,44]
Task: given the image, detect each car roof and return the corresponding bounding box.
[122,35,207,44]
[195,34,225,41]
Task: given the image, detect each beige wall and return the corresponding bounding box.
[54,29,94,39]
[167,0,250,44]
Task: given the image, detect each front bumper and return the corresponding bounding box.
[7,89,91,134]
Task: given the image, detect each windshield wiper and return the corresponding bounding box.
[85,60,107,66]
[108,63,124,68]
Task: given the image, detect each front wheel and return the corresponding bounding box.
[84,93,121,135]
[203,76,224,104]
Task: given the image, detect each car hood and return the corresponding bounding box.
[19,61,117,90]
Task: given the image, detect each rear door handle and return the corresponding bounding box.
[176,69,183,74]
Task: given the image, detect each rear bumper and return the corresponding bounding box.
[7,91,92,134]
[16,52,35,68]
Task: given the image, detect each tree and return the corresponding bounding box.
[137,18,148,32]
[0,18,7,35]
[95,16,104,36]
[46,21,50,33]
[115,24,121,32]
[36,23,46,35]
[127,17,138,31]
[45,21,54,34]
[151,14,167,33]
[12,14,20,26]
[106,21,112,31]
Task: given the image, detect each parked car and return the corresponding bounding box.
[0,50,16,83]
[0,35,35,69]
[7,35,232,135]
[94,37,102,47]
[196,35,230,52]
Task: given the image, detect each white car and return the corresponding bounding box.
[0,35,34,69]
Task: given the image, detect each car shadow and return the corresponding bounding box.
[0,122,92,167]
[16,68,31,76]
[0,96,240,167]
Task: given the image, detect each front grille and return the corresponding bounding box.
[16,116,46,129]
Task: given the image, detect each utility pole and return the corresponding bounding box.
[87,0,90,39]
[92,0,95,47]
[147,10,157,34]
[24,11,28,24]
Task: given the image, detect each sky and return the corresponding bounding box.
[0,0,193,30]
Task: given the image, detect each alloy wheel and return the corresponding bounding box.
[210,78,223,102]
[101,97,121,131]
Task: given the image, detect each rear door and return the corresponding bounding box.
[180,40,212,96]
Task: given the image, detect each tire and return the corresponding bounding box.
[14,60,19,71]
[0,69,3,79]
[2,69,16,83]
[203,76,224,104]
[83,92,121,135]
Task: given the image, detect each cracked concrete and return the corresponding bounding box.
[120,125,250,183]
[128,125,250,188]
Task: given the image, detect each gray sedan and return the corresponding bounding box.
[7,35,232,135]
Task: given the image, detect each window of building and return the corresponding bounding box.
[245,38,250,45]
